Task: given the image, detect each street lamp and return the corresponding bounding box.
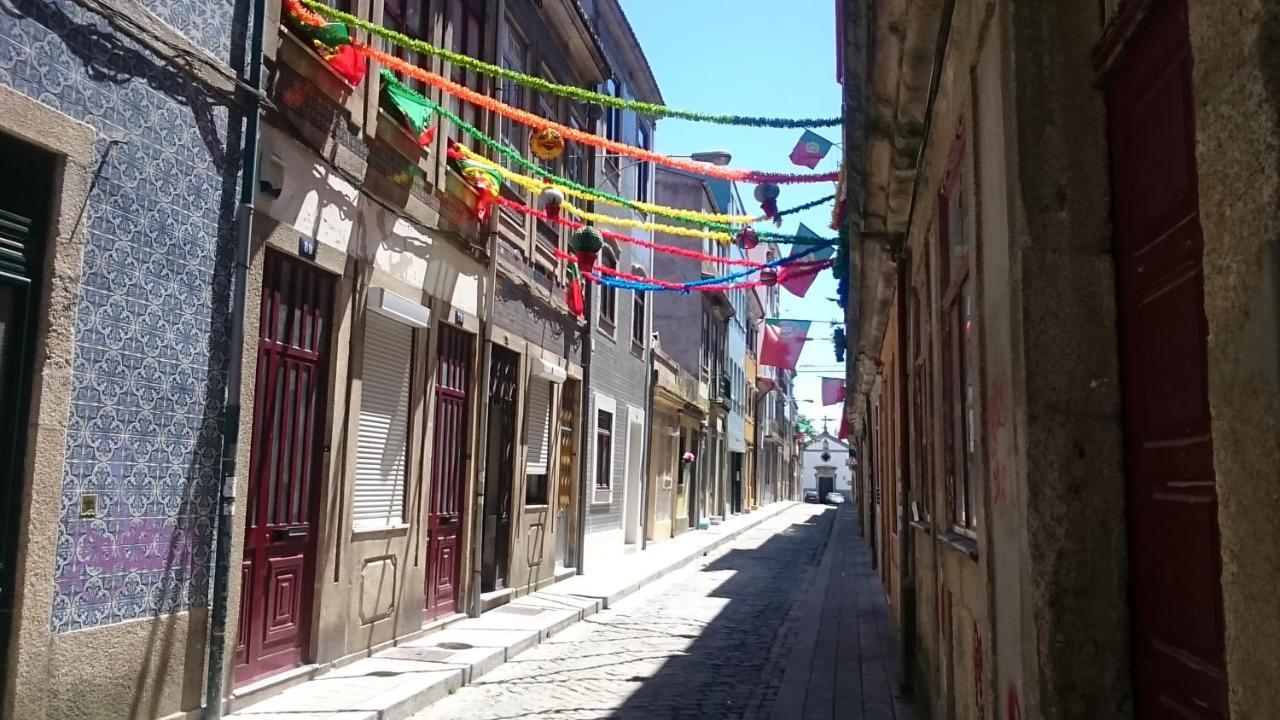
[600,150,734,172]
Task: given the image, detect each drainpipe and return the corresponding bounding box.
[575,142,598,575]
[204,0,266,713]
[469,211,500,618]
[896,248,915,696]
[638,340,656,550]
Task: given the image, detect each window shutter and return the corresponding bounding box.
[524,378,552,475]
[354,312,413,528]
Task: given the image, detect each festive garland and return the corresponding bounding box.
[355,43,838,184]
[491,196,766,267]
[296,0,840,129]
[453,136,838,239]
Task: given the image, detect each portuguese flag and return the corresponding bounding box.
[759,319,812,370]
[789,130,834,169]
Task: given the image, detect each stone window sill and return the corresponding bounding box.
[939,531,978,561]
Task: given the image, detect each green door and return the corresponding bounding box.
[0,133,55,691]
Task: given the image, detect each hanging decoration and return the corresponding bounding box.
[833,326,847,362]
[821,378,846,406]
[572,244,833,294]
[569,227,604,274]
[737,227,760,251]
[297,0,841,128]
[781,224,835,298]
[458,159,501,221]
[491,195,766,268]
[456,138,837,229]
[352,42,839,184]
[380,70,436,147]
[754,183,781,226]
[760,320,813,371]
[789,130,835,169]
[565,259,585,319]
[283,0,366,85]
[759,268,779,286]
[530,128,566,161]
[539,185,565,220]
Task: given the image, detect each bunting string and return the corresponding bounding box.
[451,129,837,239]
[296,0,840,129]
[492,195,763,267]
[355,43,838,184]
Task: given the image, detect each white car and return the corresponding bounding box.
[824,492,846,505]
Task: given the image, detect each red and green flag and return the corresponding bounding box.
[789,130,834,169]
[781,224,835,298]
[759,319,812,370]
[821,377,845,406]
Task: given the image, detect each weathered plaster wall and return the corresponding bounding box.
[1009,0,1130,717]
[1189,1,1280,714]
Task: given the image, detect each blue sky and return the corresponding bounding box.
[623,0,846,432]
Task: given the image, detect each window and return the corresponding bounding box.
[602,78,624,187]
[447,0,485,147]
[636,125,652,204]
[524,378,553,505]
[911,276,931,523]
[565,111,587,185]
[631,284,646,349]
[383,0,428,92]
[700,311,711,376]
[598,247,617,329]
[595,408,614,490]
[498,21,528,166]
[353,312,414,528]
[940,138,977,533]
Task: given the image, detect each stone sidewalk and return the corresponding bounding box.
[769,502,913,720]
[227,502,796,720]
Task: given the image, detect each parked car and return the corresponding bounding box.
[803,490,820,503]
[824,492,846,505]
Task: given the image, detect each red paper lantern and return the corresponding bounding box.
[759,268,779,286]
[737,227,759,250]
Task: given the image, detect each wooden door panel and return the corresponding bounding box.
[236,252,332,684]
[425,325,472,620]
[1105,0,1228,715]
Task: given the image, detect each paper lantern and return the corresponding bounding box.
[754,183,781,226]
[531,127,565,161]
[570,227,604,274]
[540,186,565,220]
[736,227,759,250]
[759,268,779,286]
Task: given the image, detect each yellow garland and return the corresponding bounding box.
[561,203,734,243]
[454,145,764,226]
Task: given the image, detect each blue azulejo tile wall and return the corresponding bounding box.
[0,0,243,632]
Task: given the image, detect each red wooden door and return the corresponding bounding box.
[1105,1,1228,715]
[235,252,333,684]
[424,324,472,620]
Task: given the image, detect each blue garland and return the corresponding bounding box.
[596,242,835,293]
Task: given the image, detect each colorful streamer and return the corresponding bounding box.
[355,43,838,184]
[492,195,763,267]
[297,0,840,129]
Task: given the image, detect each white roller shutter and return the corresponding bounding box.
[524,378,553,475]
[353,312,413,529]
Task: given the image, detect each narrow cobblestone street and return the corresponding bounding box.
[412,503,908,720]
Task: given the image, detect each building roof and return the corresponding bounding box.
[594,0,664,106]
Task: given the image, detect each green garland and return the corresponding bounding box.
[408,85,835,244]
[300,0,840,129]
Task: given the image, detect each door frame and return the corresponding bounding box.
[0,94,105,719]
[622,405,644,545]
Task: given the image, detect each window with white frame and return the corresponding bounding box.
[353,311,414,528]
[524,377,554,505]
[592,394,616,504]
[598,247,618,330]
[631,274,647,350]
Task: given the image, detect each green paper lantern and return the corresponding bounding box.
[569,227,603,253]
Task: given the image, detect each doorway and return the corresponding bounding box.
[554,379,579,570]
[236,251,333,684]
[622,408,643,546]
[1103,0,1228,715]
[730,453,743,514]
[424,324,472,621]
[0,134,55,699]
[480,345,518,593]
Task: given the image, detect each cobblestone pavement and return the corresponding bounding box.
[412,504,835,720]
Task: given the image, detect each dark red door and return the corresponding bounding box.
[424,324,472,620]
[1105,1,1228,715]
[235,252,333,684]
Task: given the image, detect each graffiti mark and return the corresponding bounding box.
[1007,683,1022,720]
